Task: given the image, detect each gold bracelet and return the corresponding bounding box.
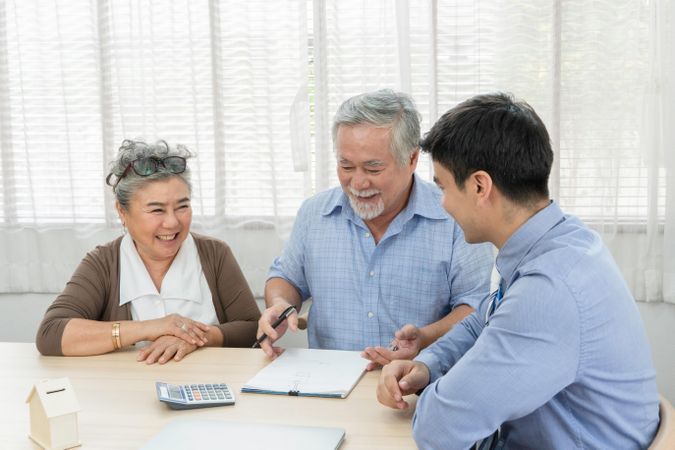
[112,322,121,350]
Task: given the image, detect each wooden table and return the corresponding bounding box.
[0,343,417,449]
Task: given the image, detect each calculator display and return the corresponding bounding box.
[168,385,184,400]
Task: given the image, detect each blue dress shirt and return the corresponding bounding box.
[268,174,494,350]
[414,201,659,449]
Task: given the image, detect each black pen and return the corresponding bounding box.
[252,305,297,348]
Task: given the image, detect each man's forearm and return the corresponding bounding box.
[264,277,303,309]
[418,304,473,348]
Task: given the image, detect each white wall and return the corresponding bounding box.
[1,293,672,404]
[636,302,675,404]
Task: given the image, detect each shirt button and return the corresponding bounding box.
[364,232,370,238]
[367,312,374,318]
[369,271,375,277]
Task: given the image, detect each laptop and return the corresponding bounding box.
[141,419,345,450]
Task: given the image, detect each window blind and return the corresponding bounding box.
[0,0,311,226]
[0,0,661,227]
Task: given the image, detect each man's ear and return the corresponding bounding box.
[470,170,493,202]
[409,148,420,170]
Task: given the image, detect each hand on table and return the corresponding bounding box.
[137,335,198,364]
[146,313,210,347]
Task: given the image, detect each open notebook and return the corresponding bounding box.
[141,419,345,450]
[242,348,368,398]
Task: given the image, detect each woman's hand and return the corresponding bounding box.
[145,313,210,346]
[137,335,198,364]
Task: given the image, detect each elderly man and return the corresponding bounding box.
[257,89,494,368]
[377,93,659,449]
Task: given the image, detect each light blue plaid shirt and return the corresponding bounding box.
[268,174,494,350]
[414,201,659,449]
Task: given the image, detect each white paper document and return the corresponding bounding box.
[242,348,368,398]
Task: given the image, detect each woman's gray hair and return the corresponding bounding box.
[331,89,421,166]
[107,139,193,210]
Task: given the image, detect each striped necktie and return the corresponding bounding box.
[484,280,504,325]
[477,280,505,448]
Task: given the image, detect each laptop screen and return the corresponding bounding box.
[141,419,345,450]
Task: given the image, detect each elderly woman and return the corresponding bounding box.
[36,139,260,363]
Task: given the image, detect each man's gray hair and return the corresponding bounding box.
[332,89,421,166]
[107,139,193,210]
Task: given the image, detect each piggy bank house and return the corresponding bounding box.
[26,377,81,450]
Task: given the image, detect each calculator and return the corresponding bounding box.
[155,382,235,410]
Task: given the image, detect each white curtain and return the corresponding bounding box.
[645,0,675,302]
[0,0,311,294]
[0,0,672,303]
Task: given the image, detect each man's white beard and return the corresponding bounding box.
[348,187,384,220]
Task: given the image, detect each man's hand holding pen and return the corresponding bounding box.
[361,324,424,371]
[255,301,299,358]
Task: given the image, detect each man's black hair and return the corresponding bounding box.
[421,92,553,205]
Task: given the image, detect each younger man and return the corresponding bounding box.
[377,93,659,449]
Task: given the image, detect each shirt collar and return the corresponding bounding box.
[495,200,563,287]
[320,173,448,223]
[119,233,204,306]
